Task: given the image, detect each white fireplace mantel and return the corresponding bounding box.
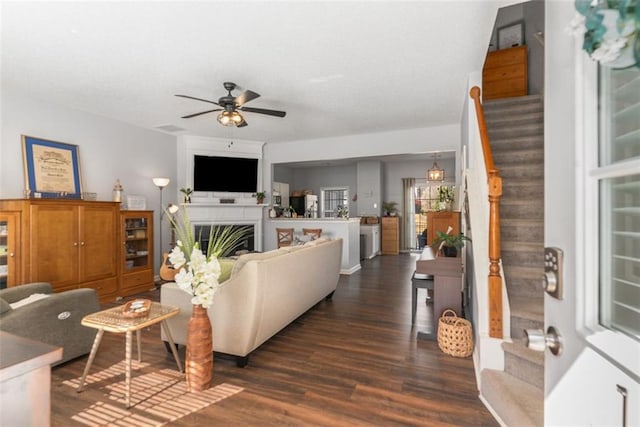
[183,203,265,252]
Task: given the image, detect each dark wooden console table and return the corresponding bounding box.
[415,256,463,341]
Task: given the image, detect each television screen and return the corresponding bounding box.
[193,155,258,193]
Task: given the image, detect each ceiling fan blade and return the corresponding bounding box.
[239,106,286,117]
[181,108,222,119]
[235,90,260,106]
[237,119,248,128]
[175,94,220,106]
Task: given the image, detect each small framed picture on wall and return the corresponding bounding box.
[497,20,524,49]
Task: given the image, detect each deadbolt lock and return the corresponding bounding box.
[543,247,563,300]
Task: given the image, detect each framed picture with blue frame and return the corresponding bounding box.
[22,135,83,199]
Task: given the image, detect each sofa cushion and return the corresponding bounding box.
[230,249,288,277]
[0,298,11,315]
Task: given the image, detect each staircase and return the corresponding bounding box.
[479,95,545,426]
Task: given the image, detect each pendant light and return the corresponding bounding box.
[427,154,444,181]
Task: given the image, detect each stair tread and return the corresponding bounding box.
[483,91,545,426]
[502,240,544,248]
[511,296,544,317]
[502,179,544,187]
[484,94,543,107]
[503,338,545,366]
[490,134,544,143]
[502,218,544,226]
[500,199,544,206]
[501,162,543,169]
[481,369,543,427]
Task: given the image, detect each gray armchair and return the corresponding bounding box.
[0,282,100,366]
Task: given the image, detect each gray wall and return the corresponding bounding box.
[1,87,177,273]
[273,156,456,219]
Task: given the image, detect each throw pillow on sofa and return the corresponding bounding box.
[219,258,236,283]
[9,293,50,309]
[230,248,288,277]
[303,236,330,247]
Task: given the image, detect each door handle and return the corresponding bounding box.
[524,326,562,355]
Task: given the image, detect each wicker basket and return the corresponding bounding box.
[437,309,474,358]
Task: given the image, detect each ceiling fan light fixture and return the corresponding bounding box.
[427,155,445,181]
[217,110,244,126]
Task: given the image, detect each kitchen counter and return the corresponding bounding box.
[265,217,361,274]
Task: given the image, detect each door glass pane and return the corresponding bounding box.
[125,217,149,269]
[599,174,640,338]
[599,65,640,340]
[599,67,640,165]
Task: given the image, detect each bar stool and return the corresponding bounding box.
[302,228,322,240]
[411,271,434,325]
[276,228,294,248]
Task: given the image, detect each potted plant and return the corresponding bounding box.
[382,201,398,216]
[252,191,266,204]
[180,187,193,203]
[432,231,471,257]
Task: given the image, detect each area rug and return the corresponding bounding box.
[62,361,243,426]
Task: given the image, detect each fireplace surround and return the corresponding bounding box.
[184,203,264,253]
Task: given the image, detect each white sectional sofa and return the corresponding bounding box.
[160,237,343,366]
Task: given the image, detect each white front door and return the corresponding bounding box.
[545,2,639,425]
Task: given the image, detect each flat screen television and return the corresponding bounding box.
[193,155,258,193]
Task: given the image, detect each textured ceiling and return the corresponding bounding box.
[2,1,514,144]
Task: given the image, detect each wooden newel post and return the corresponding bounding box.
[487,172,503,338]
[471,86,504,339]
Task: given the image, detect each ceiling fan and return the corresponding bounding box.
[175,82,286,128]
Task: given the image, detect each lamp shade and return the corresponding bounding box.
[427,159,444,181]
[217,111,244,127]
[153,177,170,188]
[427,164,444,181]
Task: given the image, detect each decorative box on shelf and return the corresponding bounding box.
[126,195,146,210]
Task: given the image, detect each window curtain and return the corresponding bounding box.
[401,178,415,251]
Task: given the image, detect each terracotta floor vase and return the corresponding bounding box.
[185,304,213,392]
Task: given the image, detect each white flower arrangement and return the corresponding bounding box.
[169,241,221,308]
[165,207,252,308]
[568,0,638,68]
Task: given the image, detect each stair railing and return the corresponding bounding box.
[470,86,503,339]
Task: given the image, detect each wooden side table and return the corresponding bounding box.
[77,301,183,408]
[414,256,463,341]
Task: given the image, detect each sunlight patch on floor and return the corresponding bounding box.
[63,362,243,426]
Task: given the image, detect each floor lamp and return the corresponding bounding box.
[152,177,170,273]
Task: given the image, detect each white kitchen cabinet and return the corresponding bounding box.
[360,224,380,259]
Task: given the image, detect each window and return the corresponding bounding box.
[598,66,640,340]
[320,187,348,218]
[413,180,455,249]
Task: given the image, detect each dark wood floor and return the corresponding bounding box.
[51,253,498,426]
